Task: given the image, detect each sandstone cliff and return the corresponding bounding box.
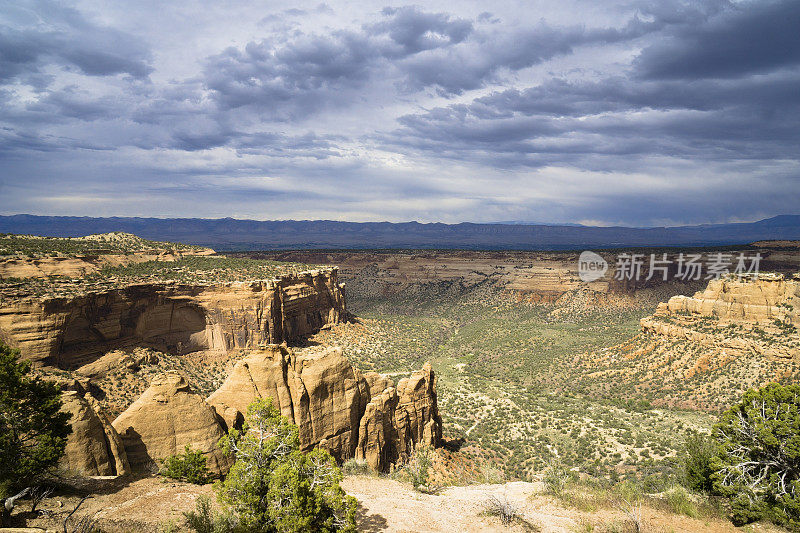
[0,232,214,279]
[112,373,232,475]
[639,273,800,361]
[103,348,440,475]
[60,391,130,476]
[207,345,441,472]
[649,273,799,325]
[0,269,346,368]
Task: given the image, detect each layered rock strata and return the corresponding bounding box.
[649,273,799,325]
[206,345,441,472]
[640,273,800,361]
[0,269,345,367]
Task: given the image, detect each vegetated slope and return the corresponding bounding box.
[301,247,799,490]
[574,273,800,411]
[2,213,800,250]
[311,278,714,485]
[0,231,215,279]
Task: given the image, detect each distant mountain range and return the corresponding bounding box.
[1,214,799,251]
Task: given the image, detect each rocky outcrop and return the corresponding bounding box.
[112,373,232,475]
[0,269,346,367]
[354,362,442,470]
[75,348,159,379]
[654,273,799,325]
[207,345,442,472]
[640,273,800,362]
[0,250,213,280]
[59,391,130,476]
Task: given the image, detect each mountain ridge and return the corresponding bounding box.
[1,214,799,251]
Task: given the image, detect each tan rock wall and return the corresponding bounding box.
[656,275,799,325]
[112,373,232,475]
[59,391,130,476]
[207,345,442,472]
[0,269,346,367]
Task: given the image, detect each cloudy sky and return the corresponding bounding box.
[0,0,798,226]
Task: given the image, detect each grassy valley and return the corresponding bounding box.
[312,278,716,486]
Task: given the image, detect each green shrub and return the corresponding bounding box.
[407,445,433,491]
[184,496,241,533]
[543,461,572,496]
[161,445,212,485]
[664,485,698,518]
[681,433,717,493]
[217,398,357,532]
[712,383,800,528]
[341,458,371,476]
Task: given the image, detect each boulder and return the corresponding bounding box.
[112,372,231,475]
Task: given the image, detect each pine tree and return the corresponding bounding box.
[0,342,71,522]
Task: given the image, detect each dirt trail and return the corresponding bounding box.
[341,476,766,533]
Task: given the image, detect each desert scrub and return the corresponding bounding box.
[0,232,204,257]
[341,458,372,476]
[217,398,357,532]
[484,493,520,526]
[662,485,699,518]
[184,496,242,533]
[161,445,212,485]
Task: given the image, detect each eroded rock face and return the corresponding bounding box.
[356,363,442,470]
[60,391,130,476]
[654,274,799,325]
[207,345,442,472]
[112,373,232,475]
[0,269,345,367]
[640,273,800,361]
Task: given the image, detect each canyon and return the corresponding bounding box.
[5,233,800,531]
[0,235,441,483]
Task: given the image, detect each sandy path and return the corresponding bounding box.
[342,476,575,532]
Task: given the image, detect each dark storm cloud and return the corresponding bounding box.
[380,0,800,172]
[635,0,800,80]
[367,6,473,55]
[0,1,152,86]
[202,5,652,114]
[203,30,378,117]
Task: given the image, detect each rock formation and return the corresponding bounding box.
[207,345,442,472]
[0,232,215,280]
[112,373,232,475]
[0,269,346,368]
[74,348,159,379]
[639,273,800,362]
[59,391,130,476]
[651,273,799,325]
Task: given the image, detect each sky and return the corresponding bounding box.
[0,0,798,226]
